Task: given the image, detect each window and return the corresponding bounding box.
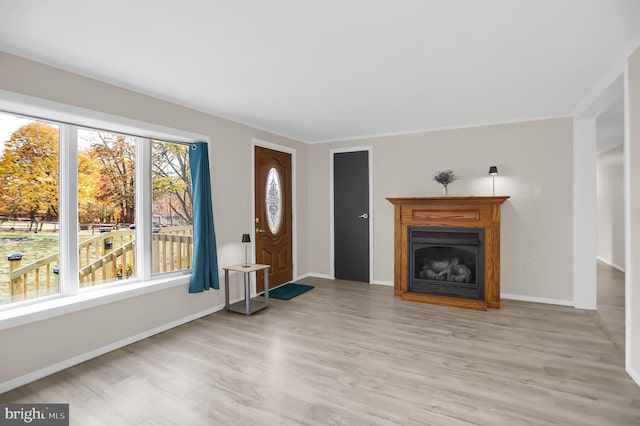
[265,167,282,234]
[0,113,60,305]
[77,129,137,286]
[0,108,196,309]
[151,141,193,273]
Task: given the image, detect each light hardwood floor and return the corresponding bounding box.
[2,265,639,425]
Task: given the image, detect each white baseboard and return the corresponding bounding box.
[296,272,332,280]
[500,293,574,307]
[371,280,394,286]
[627,365,640,389]
[0,304,225,394]
[596,256,625,272]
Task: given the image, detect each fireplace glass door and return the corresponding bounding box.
[408,227,485,300]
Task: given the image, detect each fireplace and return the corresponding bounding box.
[408,227,484,300]
[387,196,509,310]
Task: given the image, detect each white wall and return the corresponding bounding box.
[307,118,574,303]
[597,145,625,270]
[626,45,640,385]
[0,51,308,388]
[573,117,598,309]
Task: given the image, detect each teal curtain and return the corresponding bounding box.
[188,142,219,292]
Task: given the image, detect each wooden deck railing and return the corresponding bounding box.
[8,226,193,302]
[153,226,193,274]
[79,239,136,286]
[9,252,59,302]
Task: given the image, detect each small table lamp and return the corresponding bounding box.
[489,166,498,196]
[242,233,251,267]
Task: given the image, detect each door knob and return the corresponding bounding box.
[256,227,265,233]
[358,213,369,219]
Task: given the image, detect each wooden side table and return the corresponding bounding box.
[223,263,270,315]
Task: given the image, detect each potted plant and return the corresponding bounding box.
[116,263,134,279]
[433,169,458,196]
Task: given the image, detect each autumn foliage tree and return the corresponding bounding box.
[0,122,59,230]
[152,142,192,224]
[0,123,193,230]
[77,149,103,223]
[84,132,136,224]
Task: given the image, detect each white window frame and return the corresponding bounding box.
[0,90,209,330]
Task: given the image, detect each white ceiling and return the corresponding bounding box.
[0,1,639,143]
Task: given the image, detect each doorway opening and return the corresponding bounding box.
[594,82,625,359]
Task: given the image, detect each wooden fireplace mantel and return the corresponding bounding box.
[386,196,509,311]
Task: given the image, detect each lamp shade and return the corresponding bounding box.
[241,233,251,243]
[488,166,498,176]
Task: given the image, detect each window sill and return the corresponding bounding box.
[0,274,190,332]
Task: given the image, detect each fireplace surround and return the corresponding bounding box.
[387,196,509,310]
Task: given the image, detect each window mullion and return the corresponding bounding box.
[59,125,79,295]
[136,138,152,281]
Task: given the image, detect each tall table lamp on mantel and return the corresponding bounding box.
[242,233,251,267]
[489,166,498,196]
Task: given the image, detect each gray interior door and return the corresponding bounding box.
[334,151,370,282]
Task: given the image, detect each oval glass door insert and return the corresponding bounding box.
[266,167,282,234]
